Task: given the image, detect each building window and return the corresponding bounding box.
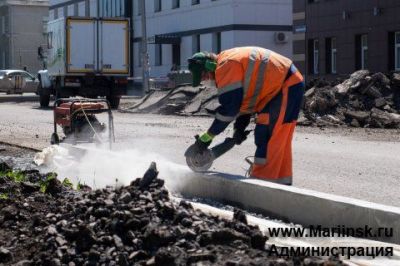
[120,0,125,16]
[138,42,142,67]
[192,35,200,54]
[396,32,400,71]
[331,38,337,74]
[192,0,200,5]
[74,3,78,16]
[0,16,5,34]
[2,51,5,69]
[89,0,96,17]
[155,44,162,66]
[111,0,115,16]
[85,0,89,16]
[355,34,367,70]
[47,32,53,49]
[68,4,74,16]
[325,37,336,74]
[172,44,181,69]
[172,0,180,9]
[115,0,120,16]
[313,39,319,74]
[137,0,142,16]
[154,0,161,12]
[360,35,368,70]
[212,32,221,53]
[102,0,110,16]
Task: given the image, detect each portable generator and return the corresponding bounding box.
[50,98,115,148]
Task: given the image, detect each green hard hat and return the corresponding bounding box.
[188,52,217,87]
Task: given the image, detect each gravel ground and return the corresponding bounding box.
[0,100,399,206]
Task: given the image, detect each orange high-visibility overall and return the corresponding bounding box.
[214,47,304,185]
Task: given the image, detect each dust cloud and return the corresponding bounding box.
[34,142,192,192]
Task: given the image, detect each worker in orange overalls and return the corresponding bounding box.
[187,47,304,185]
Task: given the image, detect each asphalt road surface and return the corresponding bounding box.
[0,99,399,207]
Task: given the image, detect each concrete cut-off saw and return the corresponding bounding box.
[184,137,237,172]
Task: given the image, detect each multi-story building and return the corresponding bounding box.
[0,0,49,72]
[293,0,400,81]
[134,0,293,78]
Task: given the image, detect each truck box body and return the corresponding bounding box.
[99,20,129,74]
[67,18,97,73]
[47,17,129,76]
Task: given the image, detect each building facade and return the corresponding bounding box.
[134,0,293,78]
[292,0,306,78]
[48,0,126,20]
[293,0,400,81]
[0,0,49,72]
[48,0,293,78]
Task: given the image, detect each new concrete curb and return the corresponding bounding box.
[173,173,400,245]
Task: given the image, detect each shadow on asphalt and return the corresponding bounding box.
[0,93,39,103]
[206,171,245,180]
[30,106,53,111]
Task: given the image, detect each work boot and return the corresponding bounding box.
[245,157,292,185]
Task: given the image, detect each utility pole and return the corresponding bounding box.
[140,0,150,94]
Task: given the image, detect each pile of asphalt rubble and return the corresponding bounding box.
[125,86,219,116]
[0,161,344,265]
[301,71,400,128]
[127,70,400,129]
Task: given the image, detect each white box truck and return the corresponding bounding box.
[37,17,130,108]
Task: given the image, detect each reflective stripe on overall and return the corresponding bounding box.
[216,47,292,116]
[251,65,305,184]
[214,47,303,184]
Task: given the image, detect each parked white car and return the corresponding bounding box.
[0,69,39,94]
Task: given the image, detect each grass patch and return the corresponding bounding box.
[62,178,73,189]
[0,193,9,200]
[1,170,84,194]
[39,173,57,193]
[0,171,27,183]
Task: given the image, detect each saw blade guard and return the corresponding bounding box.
[184,144,215,172]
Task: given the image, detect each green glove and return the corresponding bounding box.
[199,132,214,143]
[194,132,214,152]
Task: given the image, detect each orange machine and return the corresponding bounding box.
[51,98,115,147]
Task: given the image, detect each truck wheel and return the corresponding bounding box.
[106,96,120,109]
[39,94,50,108]
[50,133,60,145]
[38,83,50,108]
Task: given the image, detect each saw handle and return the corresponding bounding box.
[210,137,237,159]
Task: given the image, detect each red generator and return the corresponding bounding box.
[51,98,115,147]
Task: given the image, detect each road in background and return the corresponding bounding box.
[0,100,399,206]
